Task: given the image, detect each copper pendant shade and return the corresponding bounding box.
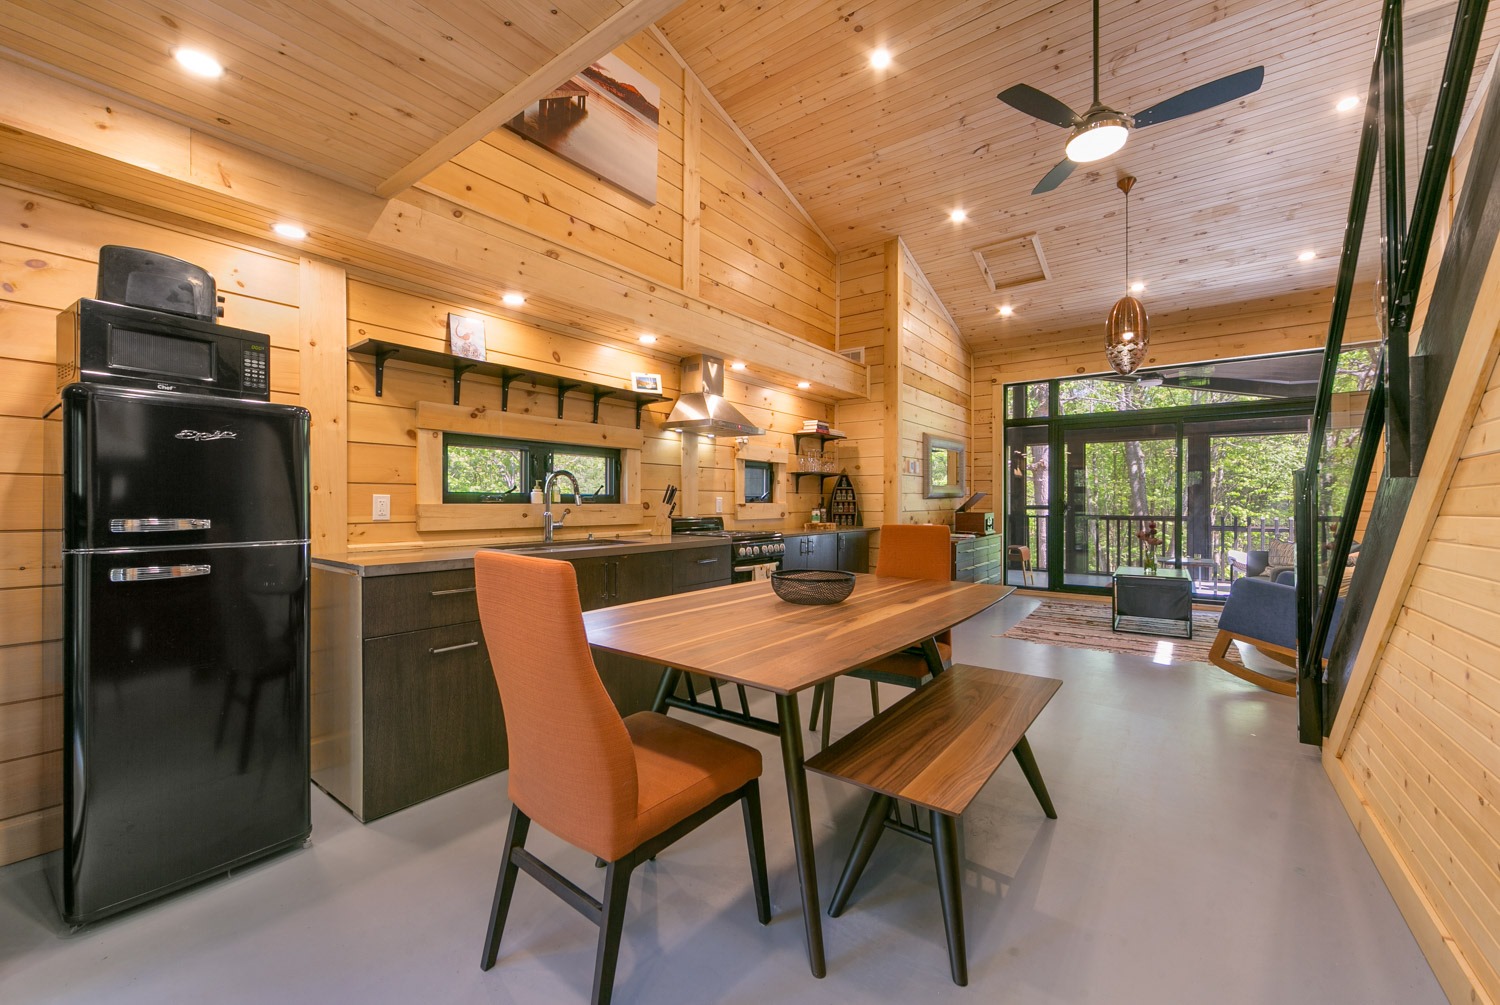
[1105,176,1149,375]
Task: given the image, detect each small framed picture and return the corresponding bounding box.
[448,314,486,360]
[631,372,662,393]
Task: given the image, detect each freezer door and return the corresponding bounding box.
[63,384,309,550]
[60,543,310,924]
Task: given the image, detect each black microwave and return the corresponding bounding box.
[56,299,271,400]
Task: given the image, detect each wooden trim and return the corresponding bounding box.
[299,259,349,556]
[1322,746,1489,1004]
[1327,237,1500,755]
[416,502,644,533]
[415,401,646,450]
[681,73,702,298]
[375,0,688,197]
[882,239,904,526]
[735,443,788,464]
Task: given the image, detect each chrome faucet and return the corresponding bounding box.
[541,470,580,543]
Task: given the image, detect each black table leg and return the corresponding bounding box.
[775,692,826,978]
[650,667,681,714]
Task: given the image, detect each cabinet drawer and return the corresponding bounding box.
[673,545,732,590]
[363,568,478,636]
[362,620,505,820]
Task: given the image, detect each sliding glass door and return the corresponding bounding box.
[1058,422,1180,590]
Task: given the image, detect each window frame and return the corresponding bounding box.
[441,432,621,504]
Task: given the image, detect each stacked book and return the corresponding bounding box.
[801,419,845,438]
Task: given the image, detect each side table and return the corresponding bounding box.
[1112,566,1194,638]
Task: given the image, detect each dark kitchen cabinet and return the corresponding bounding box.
[311,565,505,822]
[783,531,868,573]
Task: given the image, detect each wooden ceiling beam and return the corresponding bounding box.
[373,0,688,199]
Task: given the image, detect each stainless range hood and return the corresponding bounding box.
[659,355,765,436]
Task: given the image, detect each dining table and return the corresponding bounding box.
[581,573,1013,978]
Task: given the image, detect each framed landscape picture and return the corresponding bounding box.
[504,53,660,205]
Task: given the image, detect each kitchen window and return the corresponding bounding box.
[743,460,774,504]
[442,433,620,504]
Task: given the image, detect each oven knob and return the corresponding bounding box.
[751,545,762,557]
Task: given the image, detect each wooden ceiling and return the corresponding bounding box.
[0,0,1494,351]
[659,0,1500,349]
[0,0,682,196]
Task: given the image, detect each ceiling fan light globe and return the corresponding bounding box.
[1065,120,1129,162]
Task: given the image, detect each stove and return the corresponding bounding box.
[672,517,784,580]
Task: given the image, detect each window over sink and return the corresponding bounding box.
[442,432,620,504]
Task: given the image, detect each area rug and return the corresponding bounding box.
[998,597,1223,665]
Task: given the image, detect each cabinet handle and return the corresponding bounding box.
[429,640,480,655]
[696,557,719,565]
[429,586,476,597]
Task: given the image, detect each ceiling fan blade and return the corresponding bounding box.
[1032,158,1079,195]
[997,84,1078,128]
[1131,66,1264,128]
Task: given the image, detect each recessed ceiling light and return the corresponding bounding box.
[173,48,224,79]
[1336,96,1361,113]
[949,209,967,223]
[730,362,747,371]
[1129,281,1145,293]
[1297,250,1316,262]
[870,49,892,70]
[501,292,526,307]
[998,305,1014,317]
[796,381,812,390]
[638,333,657,344]
[272,223,307,240]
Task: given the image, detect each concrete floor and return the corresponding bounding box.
[0,596,1443,1004]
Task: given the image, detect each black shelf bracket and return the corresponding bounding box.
[372,347,400,398]
[634,400,648,429]
[556,381,580,419]
[451,363,475,406]
[499,368,522,412]
[591,388,609,423]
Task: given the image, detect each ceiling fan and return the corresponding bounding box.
[997,0,1265,195]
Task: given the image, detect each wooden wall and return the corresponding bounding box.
[344,277,832,552]
[834,243,887,529]
[0,183,303,866]
[971,289,1380,515]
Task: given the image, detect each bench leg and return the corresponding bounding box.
[1012,735,1057,819]
[931,810,968,987]
[828,793,892,917]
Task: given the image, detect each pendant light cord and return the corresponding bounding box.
[1124,183,1130,295]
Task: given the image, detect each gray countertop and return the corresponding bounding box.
[314,535,729,577]
[783,526,871,536]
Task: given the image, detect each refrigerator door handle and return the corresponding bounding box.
[109,564,213,583]
[109,518,212,533]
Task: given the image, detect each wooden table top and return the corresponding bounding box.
[805,665,1061,815]
[582,575,1013,695]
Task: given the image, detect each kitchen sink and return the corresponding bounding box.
[485,539,643,554]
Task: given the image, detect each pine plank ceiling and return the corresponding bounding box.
[0,0,1494,351]
[658,0,1500,349]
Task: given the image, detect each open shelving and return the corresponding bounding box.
[348,339,669,427]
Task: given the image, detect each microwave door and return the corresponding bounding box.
[64,384,308,551]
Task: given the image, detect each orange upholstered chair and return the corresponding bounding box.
[809,523,954,748]
[474,551,770,1005]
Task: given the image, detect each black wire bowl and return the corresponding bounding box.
[770,570,855,605]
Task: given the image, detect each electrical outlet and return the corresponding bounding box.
[372,494,391,521]
[715,496,723,513]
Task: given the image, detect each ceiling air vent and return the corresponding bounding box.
[972,233,1051,292]
[838,347,866,365]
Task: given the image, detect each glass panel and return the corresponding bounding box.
[1061,422,1179,589]
[445,441,523,501]
[552,450,615,502]
[1003,425,1049,589]
[743,460,772,503]
[1058,352,1328,415]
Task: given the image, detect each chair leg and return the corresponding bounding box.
[481,805,532,971]
[828,793,892,917]
[592,856,636,1005]
[1012,735,1057,819]
[931,811,968,987]
[740,783,772,925]
[650,667,681,713]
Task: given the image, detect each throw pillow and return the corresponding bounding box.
[1268,538,1296,568]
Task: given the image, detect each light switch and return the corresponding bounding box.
[372,494,391,521]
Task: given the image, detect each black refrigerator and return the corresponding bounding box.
[48,383,312,925]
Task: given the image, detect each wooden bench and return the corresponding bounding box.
[805,663,1062,986]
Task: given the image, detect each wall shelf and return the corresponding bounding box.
[790,430,845,489]
[348,339,669,427]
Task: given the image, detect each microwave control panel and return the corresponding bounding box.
[241,343,269,393]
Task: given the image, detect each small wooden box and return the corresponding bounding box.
[954,511,995,535]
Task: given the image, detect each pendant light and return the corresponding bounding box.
[1105,176,1148,375]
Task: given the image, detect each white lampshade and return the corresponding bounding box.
[1065,119,1129,163]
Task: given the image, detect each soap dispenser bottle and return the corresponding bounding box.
[531,481,543,504]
